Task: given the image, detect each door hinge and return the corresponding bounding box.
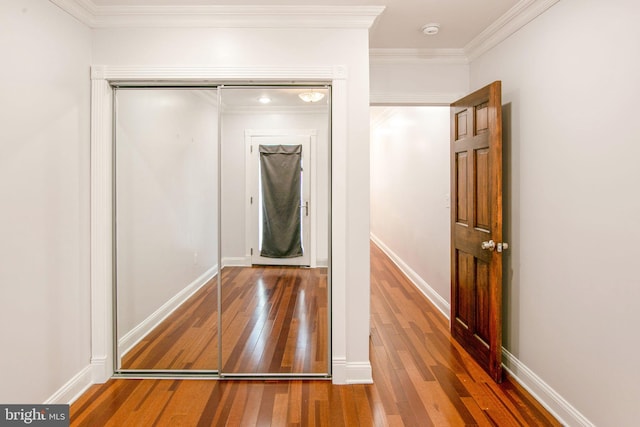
[251,248,253,255]
[250,196,253,204]
[250,145,253,153]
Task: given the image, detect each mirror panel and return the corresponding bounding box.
[114,88,219,372]
[219,87,331,375]
[113,85,330,377]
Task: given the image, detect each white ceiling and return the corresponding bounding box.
[88,0,521,49]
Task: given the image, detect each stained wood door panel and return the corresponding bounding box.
[475,148,491,230]
[455,152,469,224]
[475,260,491,344]
[456,109,468,139]
[454,250,474,327]
[451,81,504,382]
[475,102,489,133]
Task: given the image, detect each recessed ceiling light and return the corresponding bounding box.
[258,96,271,104]
[421,23,440,36]
[298,91,325,103]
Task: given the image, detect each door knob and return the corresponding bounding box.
[481,240,509,252]
[481,240,496,251]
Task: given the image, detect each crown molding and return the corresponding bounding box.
[370,91,464,106]
[91,65,345,81]
[49,0,384,29]
[464,0,561,61]
[50,0,96,25]
[369,48,468,65]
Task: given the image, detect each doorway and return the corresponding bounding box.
[246,131,316,267]
[369,106,452,318]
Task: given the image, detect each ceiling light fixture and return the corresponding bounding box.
[421,23,440,36]
[298,91,325,103]
[258,96,271,104]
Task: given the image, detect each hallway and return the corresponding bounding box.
[70,242,559,426]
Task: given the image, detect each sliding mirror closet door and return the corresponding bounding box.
[219,87,331,376]
[114,88,219,372]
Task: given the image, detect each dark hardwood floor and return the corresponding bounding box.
[71,242,560,426]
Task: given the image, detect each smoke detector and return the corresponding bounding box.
[421,23,440,36]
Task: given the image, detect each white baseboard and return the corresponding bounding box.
[118,265,218,358]
[90,356,110,384]
[316,258,329,268]
[370,233,450,319]
[332,357,347,384]
[345,362,373,384]
[502,349,594,427]
[222,256,251,267]
[44,365,93,405]
[332,358,373,384]
[222,256,325,268]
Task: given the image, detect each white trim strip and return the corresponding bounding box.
[221,256,251,268]
[92,65,345,81]
[345,362,373,384]
[369,48,468,65]
[465,0,561,61]
[331,357,371,384]
[370,91,464,106]
[50,1,384,29]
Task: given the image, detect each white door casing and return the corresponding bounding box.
[89,65,364,384]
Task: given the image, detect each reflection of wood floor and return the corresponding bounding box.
[73,243,560,426]
[121,265,328,374]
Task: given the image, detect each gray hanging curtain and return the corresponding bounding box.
[259,144,303,258]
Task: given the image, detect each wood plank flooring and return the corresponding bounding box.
[121,266,328,374]
[120,277,219,370]
[71,242,560,426]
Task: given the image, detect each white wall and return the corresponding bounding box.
[470,1,640,425]
[0,1,91,403]
[115,89,218,339]
[370,107,451,311]
[91,26,372,383]
[370,61,469,104]
[220,109,329,265]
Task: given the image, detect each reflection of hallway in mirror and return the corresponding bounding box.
[221,266,328,374]
[121,267,328,374]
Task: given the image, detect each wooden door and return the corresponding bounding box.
[450,81,504,382]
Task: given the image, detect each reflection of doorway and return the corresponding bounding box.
[246,130,315,267]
